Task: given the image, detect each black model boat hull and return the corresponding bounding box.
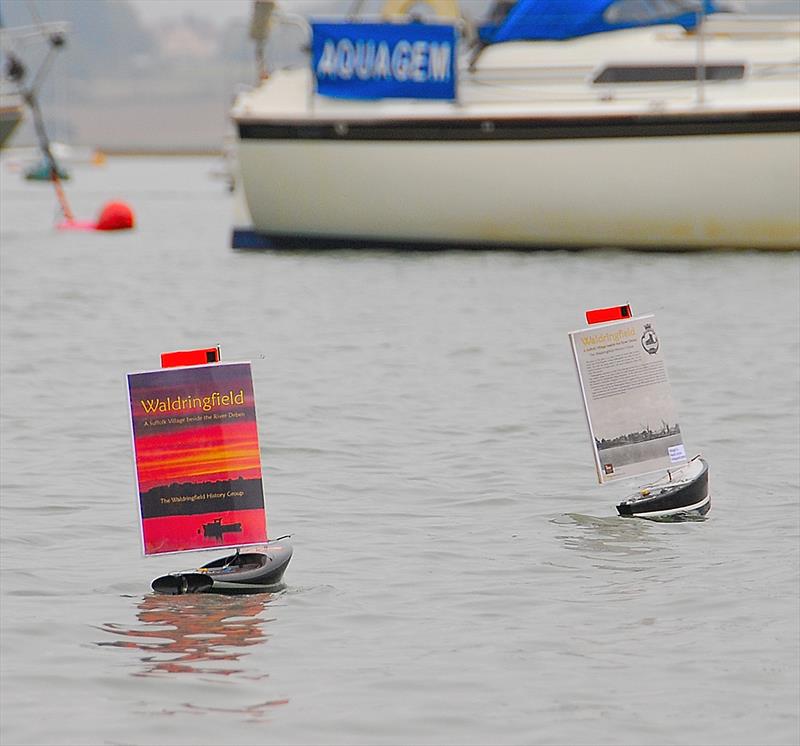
[616,457,710,521]
[151,541,293,595]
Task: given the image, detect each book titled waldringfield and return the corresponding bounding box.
[127,361,267,555]
[569,314,687,484]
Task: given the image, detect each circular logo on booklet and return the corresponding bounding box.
[641,323,659,355]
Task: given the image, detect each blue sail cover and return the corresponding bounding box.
[481,0,716,44]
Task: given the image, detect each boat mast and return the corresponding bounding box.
[249,0,275,82]
[696,1,706,105]
[347,0,368,20]
[4,22,74,221]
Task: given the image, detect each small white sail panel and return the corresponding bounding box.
[569,314,687,484]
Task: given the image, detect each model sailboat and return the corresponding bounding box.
[569,306,710,520]
[127,346,292,594]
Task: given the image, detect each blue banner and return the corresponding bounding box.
[312,22,457,101]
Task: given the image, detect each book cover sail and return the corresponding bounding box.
[127,361,267,555]
[569,314,687,484]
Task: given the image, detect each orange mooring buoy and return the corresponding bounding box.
[57,201,136,232]
[95,201,135,231]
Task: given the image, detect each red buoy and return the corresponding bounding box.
[95,201,135,231]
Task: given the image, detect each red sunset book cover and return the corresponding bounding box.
[127,361,267,555]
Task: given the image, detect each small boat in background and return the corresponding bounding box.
[24,154,69,180]
[4,143,105,178]
[231,0,799,251]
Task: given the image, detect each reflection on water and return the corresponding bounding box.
[552,513,662,562]
[156,698,290,720]
[97,592,277,678]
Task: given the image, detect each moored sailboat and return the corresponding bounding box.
[231,0,800,251]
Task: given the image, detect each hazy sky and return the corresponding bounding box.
[125,0,800,26]
[131,0,251,23]
[130,0,352,25]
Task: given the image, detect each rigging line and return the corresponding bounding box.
[25,85,74,222]
[222,548,241,568]
[25,0,44,28]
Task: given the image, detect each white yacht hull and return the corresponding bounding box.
[232,19,800,251]
[236,126,799,249]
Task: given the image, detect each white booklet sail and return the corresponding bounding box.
[569,314,687,484]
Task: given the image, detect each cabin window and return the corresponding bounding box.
[593,64,746,84]
[603,0,702,25]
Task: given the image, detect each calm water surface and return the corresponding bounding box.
[1,157,798,746]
